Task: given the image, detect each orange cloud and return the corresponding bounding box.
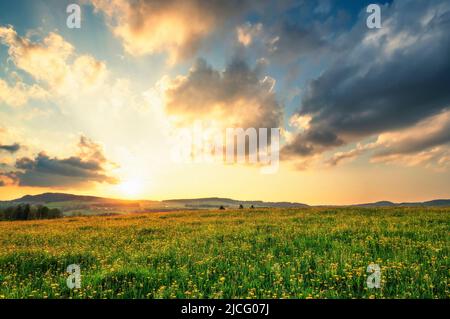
[0,26,107,96]
[90,0,250,64]
[236,22,262,46]
[161,58,283,129]
[325,110,450,170]
[0,79,48,107]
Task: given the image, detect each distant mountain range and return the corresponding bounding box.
[13,193,107,203]
[353,199,450,207]
[162,197,309,208]
[1,193,449,212]
[4,193,308,208]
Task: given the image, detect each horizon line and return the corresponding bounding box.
[1,191,449,207]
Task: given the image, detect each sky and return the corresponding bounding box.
[0,0,449,205]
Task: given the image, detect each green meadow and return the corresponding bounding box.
[0,207,448,299]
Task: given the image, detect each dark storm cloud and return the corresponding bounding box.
[0,136,117,187]
[259,1,353,66]
[231,2,350,92]
[266,21,327,64]
[283,0,450,158]
[283,129,344,157]
[0,143,20,153]
[11,152,116,187]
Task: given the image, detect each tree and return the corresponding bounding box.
[48,208,62,219]
[16,205,24,220]
[0,204,62,221]
[4,206,14,220]
[39,206,50,219]
[23,204,31,220]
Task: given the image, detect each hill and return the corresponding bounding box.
[0,193,309,215]
[1,193,449,216]
[354,199,450,207]
[162,197,309,208]
[13,193,105,203]
[5,193,309,208]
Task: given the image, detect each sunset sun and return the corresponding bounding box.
[117,179,145,199]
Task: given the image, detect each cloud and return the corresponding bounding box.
[256,1,348,66]
[283,125,344,158]
[162,57,283,129]
[370,110,450,169]
[284,0,450,161]
[0,79,48,107]
[314,0,332,15]
[266,21,326,64]
[90,0,254,64]
[0,26,107,96]
[0,136,118,188]
[236,22,263,47]
[232,10,332,67]
[373,111,450,156]
[372,146,450,171]
[0,143,20,153]
[325,109,450,169]
[78,135,109,165]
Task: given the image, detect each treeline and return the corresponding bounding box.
[0,204,63,221]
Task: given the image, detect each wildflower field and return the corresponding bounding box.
[0,207,448,299]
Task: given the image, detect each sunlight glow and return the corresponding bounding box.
[117,179,145,199]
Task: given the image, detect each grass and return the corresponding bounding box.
[0,207,448,299]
